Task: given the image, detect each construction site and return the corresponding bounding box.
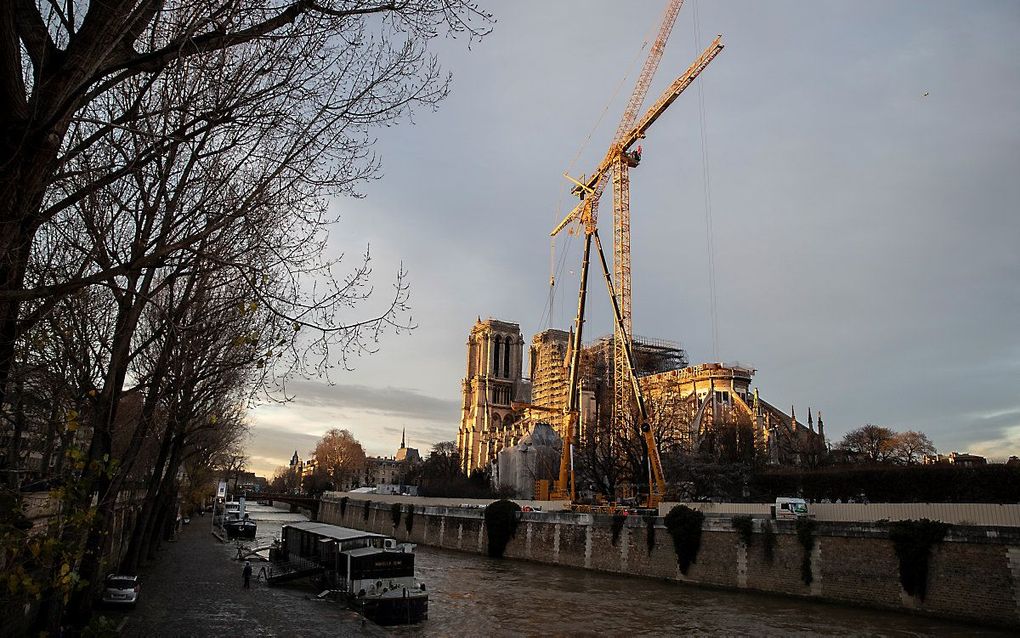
[455,0,826,505]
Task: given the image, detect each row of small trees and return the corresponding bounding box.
[0,1,491,632]
[270,438,501,499]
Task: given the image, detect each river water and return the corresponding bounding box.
[239,504,1008,637]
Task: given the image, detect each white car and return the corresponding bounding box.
[102,574,139,607]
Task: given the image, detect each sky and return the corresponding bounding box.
[246,0,1020,478]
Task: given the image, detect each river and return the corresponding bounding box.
[234,503,1008,637]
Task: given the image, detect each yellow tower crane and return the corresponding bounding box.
[550,24,724,508]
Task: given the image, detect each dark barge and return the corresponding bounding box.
[276,521,428,625]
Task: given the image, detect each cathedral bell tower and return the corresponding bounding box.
[456,318,530,473]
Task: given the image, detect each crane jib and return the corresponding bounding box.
[549,35,724,238]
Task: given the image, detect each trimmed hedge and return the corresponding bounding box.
[761,520,776,564]
[889,519,948,600]
[611,513,627,547]
[390,503,402,527]
[751,464,1020,503]
[405,504,415,533]
[664,505,704,575]
[732,515,754,547]
[484,500,521,558]
[796,518,817,585]
[645,515,656,555]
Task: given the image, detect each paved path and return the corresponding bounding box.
[105,521,386,637]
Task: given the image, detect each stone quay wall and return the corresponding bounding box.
[318,495,1020,629]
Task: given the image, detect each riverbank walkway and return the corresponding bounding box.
[108,520,385,637]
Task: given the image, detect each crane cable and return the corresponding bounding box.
[693,0,720,361]
[540,14,661,334]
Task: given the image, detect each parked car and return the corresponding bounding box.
[102,574,139,607]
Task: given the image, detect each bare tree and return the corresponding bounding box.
[312,428,367,490]
[269,464,302,493]
[838,424,898,464]
[0,0,493,410]
[2,3,493,630]
[890,430,936,465]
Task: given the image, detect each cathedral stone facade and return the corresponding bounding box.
[456,319,531,473]
[456,317,826,476]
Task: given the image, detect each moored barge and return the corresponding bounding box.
[277,521,428,625]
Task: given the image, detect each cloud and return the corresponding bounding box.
[281,380,459,423]
[247,381,460,476]
[242,1,1020,475]
[245,427,322,477]
[960,408,1020,461]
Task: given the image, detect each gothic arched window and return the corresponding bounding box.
[503,336,511,378]
[492,335,501,377]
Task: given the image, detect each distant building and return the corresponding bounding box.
[923,452,987,467]
[221,470,267,493]
[288,450,318,483]
[363,429,421,488]
[394,428,421,464]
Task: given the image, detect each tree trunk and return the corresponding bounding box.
[121,416,177,573]
[64,285,147,625]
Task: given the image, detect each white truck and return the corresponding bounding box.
[773,497,810,519]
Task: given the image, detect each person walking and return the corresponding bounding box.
[242,560,252,589]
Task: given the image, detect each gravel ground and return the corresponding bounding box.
[102,519,388,637]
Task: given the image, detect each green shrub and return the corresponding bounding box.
[888,518,948,600]
[405,504,415,533]
[664,505,704,575]
[645,515,656,555]
[390,503,402,527]
[611,513,627,547]
[363,499,372,521]
[761,520,776,563]
[796,517,817,585]
[732,515,754,547]
[484,500,522,558]
[339,496,349,517]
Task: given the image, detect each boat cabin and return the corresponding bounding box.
[281,522,397,580]
[278,521,427,624]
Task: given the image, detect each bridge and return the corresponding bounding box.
[243,492,321,520]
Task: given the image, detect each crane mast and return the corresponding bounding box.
[551,28,725,507]
[611,0,683,439]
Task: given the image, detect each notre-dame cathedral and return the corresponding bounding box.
[455,317,826,476]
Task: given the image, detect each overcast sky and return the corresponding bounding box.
[246,0,1020,478]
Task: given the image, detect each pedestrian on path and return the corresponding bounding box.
[243,560,252,589]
